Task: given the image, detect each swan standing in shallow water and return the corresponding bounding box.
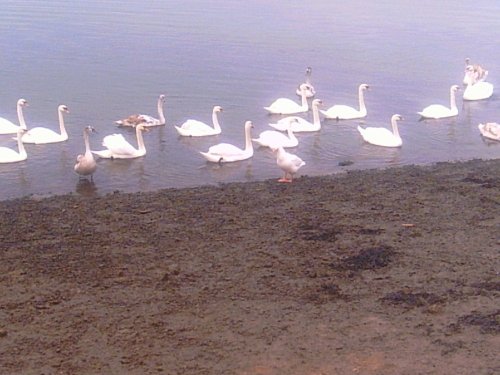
[264,84,309,115]
[0,128,27,163]
[200,120,254,163]
[74,126,97,179]
[321,84,370,120]
[92,124,148,159]
[463,80,494,101]
[269,99,322,132]
[418,85,460,119]
[115,94,166,127]
[252,123,299,149]
[357,114,403,148]
[20,104,70,144]
[463,58,488,85]
[296,67,315,98]
[478,123,500,141]
[0,98,28,135]
[272,146,305,182]
[175,106,223,137]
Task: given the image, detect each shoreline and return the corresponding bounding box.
[1,158,498,374]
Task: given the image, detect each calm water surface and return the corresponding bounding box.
[1,0,499,200]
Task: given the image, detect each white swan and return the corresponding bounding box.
[200,120,254,163]
[175,106,223,137]
[74,126,97,179]
[418,85,460,119]
[296,67,315,98]
[264,84,309,115]
[463,58,488,85]
[272,146,305,183]
[115,94,166,127]
[20,104,70,144]
[0,128,27,163]
[463,81,494,101]
[478,122,500,141]
[0,99,28,135]
[269,99,322,132]
[357,114,403,148]
[321,83,370,120]
[92,124,148,159]
[252,124,298,149]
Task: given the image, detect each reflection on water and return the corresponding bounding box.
[0,0,499,200]
[75,179,98,197]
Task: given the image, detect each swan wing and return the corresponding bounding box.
[321,105,363,120]
[358,126,401,147]
[0,147,24,163]
[463,82,494,101]
[478,123,500,141]
[21,127,65,144]
[253,130,297,148]
[102,134,137,156]
[175,119,217,136]
[264,98,304,114]
[116,114,159,127]
[0,118,20,134]
[269,117,313,132]
[418,104,454,119]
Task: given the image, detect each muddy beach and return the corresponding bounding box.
[0,159,499,374]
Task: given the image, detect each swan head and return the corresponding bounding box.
[17,98,28,107]
[84,125,97,134]
[213,105,223,113]
[298,83,310,93]
[312,99,323,107]
[59,104,69,113]
[451,85,460,93]
[305,67,312,76]
[244,120,254,130]
[391,114,403,122]
[159,94,166,102]
[360,84,370,91]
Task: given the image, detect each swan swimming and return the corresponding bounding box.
[264,84,310,115]
[272,146,305,183]
[296,67,316,98]
[269,99,322,132]
[0,98,28,135]
[478,122,500,141]
[357,114,403,148]
[92,124,148,159]
[252,123,299,149]
[418,85,460,119]
[115,94,166,127]
[20,104,70,144]
[175,106,223,137]
[463,58,488,85]
[463,80,494,101]
[321,83,370,120]
[74,126,97,179]
[0,128,27,163]
[200,120,254,163]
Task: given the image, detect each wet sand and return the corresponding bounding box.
[0,159,499,374]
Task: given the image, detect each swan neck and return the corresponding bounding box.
[312,103,321,126]
[359,88,366,113]
[450,90,457,110]
[17,104,27,130]
[300,91,309,110]
[136,127,146,152]
[287,127,297,142]
[244,125,253,152]
[84,130,91,154]
[58,110,67,137]
[157,99,165,124]
[212,110,221,132]
[391,118,400,138]
[17,132,27,158]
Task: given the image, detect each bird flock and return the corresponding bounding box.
[0,58,498,185]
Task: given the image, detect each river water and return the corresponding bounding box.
[1,0,499,199]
